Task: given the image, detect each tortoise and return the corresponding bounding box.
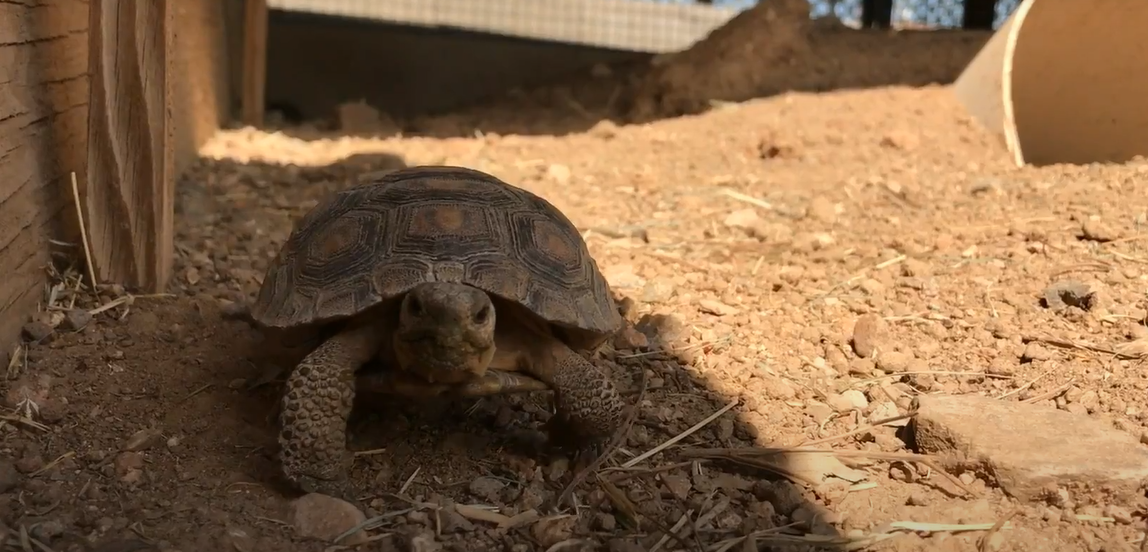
[249,165,627,500]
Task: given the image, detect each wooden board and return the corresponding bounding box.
[951,5,1020,150]
[170,0,235,178]
[85,0,233,295]
[85,0,175,293]
[0,0,90,348]
[954,0,1148,166]
[242,0,269,127]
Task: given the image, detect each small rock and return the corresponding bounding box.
[987,357,1016,376]
[291,493,368,544]
[407,531,442,552]
[467,477,504,502]
[437,503,475,533]
[851,314,886,358]
[912,394,1148,502]
[114,452,144,482]
[723,208,761,230]
[1041,280,1095,311]
[875,351,911,374]
[660,473,691,500]
[531,515,575,548]
[1021,342,1054,362]
[546,458,569,481]
[722,208,776,239]
[30,520,65,542]
[805,401,834,423]
[613,327,648,350]
[868,401,903,424]
[594,513,617,531]
[61,309,93,331]
[1079,218,1121,242]
[698,299,739,316]
[830,390,868,412]
[22,321,53,342]
[124,428,163,452]
[1104,504,1134,524]
[15,452,44,474]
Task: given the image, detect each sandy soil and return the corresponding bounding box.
[2,25,1148,552]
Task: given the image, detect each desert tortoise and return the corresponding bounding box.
[250,165,626,499]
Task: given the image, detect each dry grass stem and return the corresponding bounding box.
[621,398,739,469]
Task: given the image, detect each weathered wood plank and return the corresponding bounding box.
[85,0,174,292]
[242,0,268,127]
[0,0,89,347]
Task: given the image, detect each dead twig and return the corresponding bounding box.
[681,447,975,497]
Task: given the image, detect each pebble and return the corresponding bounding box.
[851,314,886,358]
[467,476,505,502]
[1079,218,1121,242]
[1041,280,1095,311]
[22,321,54,342]
[875,351,911,374]
[914,394,1148,501]
[613,327,648,350]
[805,401,834,424]
[722,208,776,239]
[1021,342,1053,362]
[660,473,692,500]
[291,493,368,544]
[698,299,739,316]
[125,428,163,452]
[61,309,93,331]
[829,390,868,412]
[531,515,575,548]
[594,513,617,531]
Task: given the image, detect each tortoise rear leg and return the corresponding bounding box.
[534,338,627,465]
[279,321,377,501]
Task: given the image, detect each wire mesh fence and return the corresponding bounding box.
[268,0,1023,54]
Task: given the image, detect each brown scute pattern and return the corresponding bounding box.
[250,166,621,341]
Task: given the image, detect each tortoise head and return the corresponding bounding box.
[393,282,497,384]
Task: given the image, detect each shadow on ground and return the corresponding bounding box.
[169,150,857,548]
[0,145,890,550]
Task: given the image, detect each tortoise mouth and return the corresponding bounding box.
[393,333,495,384]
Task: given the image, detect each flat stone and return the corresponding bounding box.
[291,493,368,544]
[912,394,1148,502]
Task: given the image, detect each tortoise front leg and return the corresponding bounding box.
[278,322,376,501]
[533,338,627,464]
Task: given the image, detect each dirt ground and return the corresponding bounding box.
[3,25,1148,552]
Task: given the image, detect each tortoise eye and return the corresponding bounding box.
[407,296,423,316]
[473,305,491,324]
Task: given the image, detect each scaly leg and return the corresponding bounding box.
[278,322,376,501]
[535,339,627,466]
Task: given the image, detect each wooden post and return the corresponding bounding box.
[861,0,893,28]
[86,0,175,293]
[963,0,998,30]
[242,0,269,127]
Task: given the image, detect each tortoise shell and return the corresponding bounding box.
[250,165,621,348]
